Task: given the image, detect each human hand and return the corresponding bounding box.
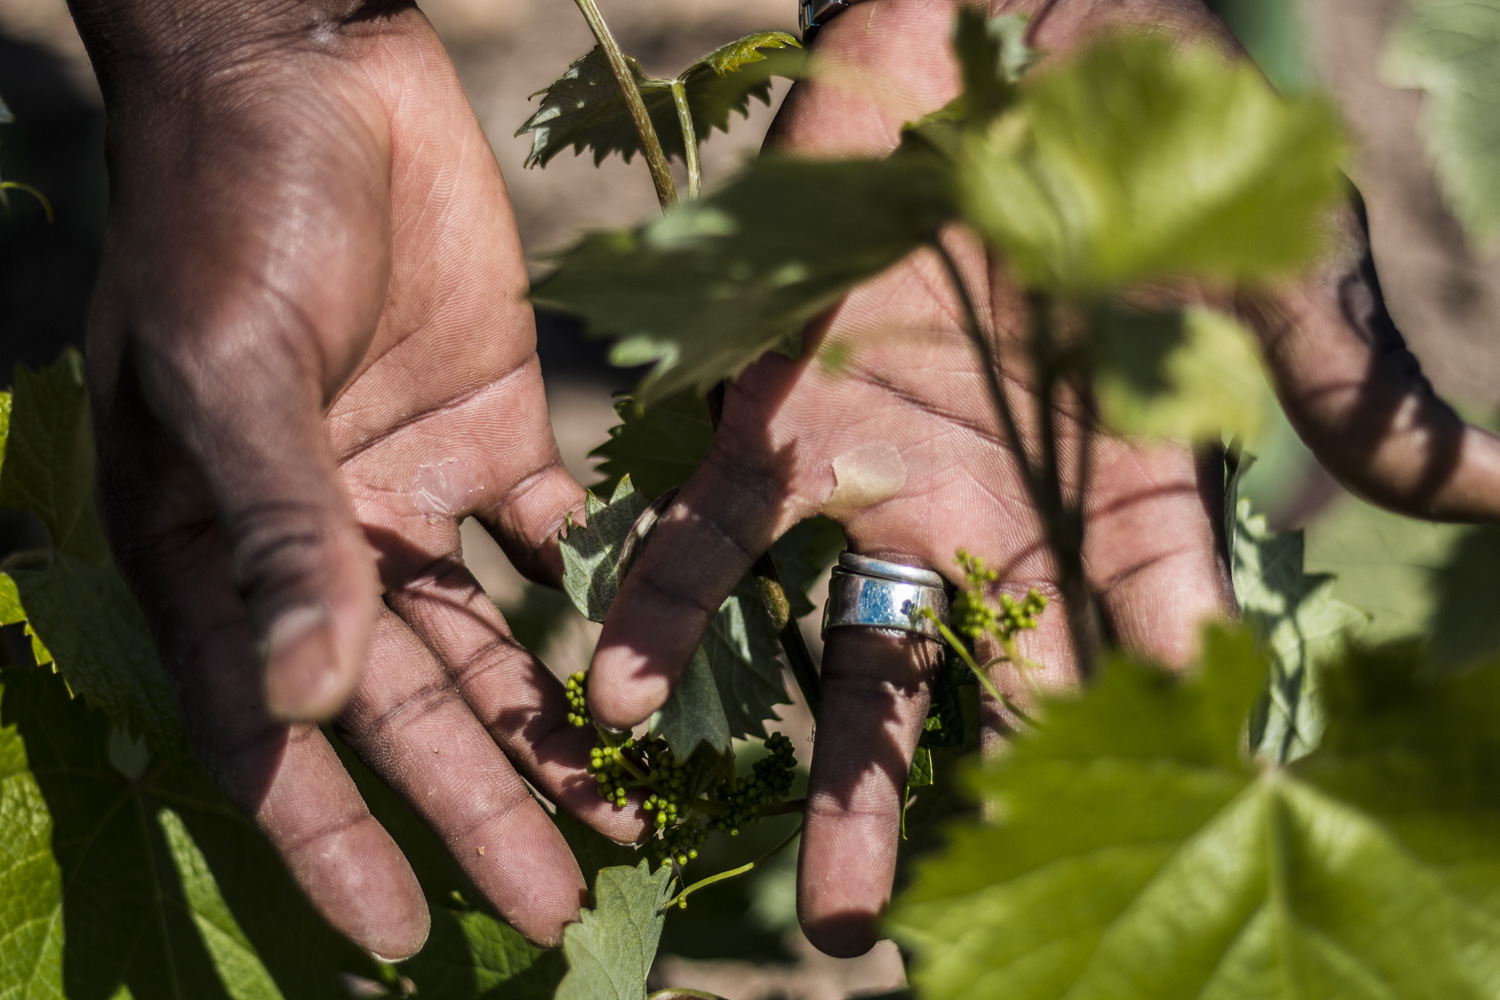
[73,0,645,955]
[582,0,1500,957]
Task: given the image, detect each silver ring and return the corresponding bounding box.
[838,551,946,589]
[823,551,949,639]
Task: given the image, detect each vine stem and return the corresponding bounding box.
[666,821,803,910]
[930,240,1096,681]
[669,81,702,200]
[1023,294,1098,679]
[570,0,677,209]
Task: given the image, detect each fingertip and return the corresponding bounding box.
[362,904,431,964]
[507,861,588,949]
[799,908,881,959]
[586,643,670,732]
[263,607,362,721]
[292,815,431,962]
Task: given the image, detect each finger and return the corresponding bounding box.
[126,342,381,722]
[125,523,428,960]
[586,435,812,731]
[465,352,586,588]
[1242,201,1500,523]
[798,625,943,957]
[337,608,590,946]
[1086,442,1234,669]
[385,554,649,845]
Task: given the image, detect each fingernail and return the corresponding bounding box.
[262,606,346,721]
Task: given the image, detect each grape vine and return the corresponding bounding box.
[566,671,799,867]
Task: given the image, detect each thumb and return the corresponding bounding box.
[128,339,381,723]
[1241,197,1500,523]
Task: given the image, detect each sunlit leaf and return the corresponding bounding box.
[518,33,803,169]
[1384,0,1500,244]
[892,628,1500,999]
[1091,306,1266,443]
[533,154,954,404]
[959,35,1345,294]
[0,663,378,1000]
[556,861,676,1000]
[561,476,651,624]
[1231,499,1365,763]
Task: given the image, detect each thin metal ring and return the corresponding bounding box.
[838,551,947,589]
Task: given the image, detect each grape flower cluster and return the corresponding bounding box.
[949,549,1047,647]
[565,672,799,867]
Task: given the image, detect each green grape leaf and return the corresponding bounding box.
[958,35,1344,294]
[0,353,108,559]
[675,33,806,145]
[1427,525,1500,671]
[695,576,787,740]
[517,33,803,169]
[954,9,1036,120]
[0,352,185,756]
[649,646,733,759]
[556,861,676,1000]
[0,662,379,1000]
[1384,0,1500,244]
[533,154,955,405]
[892,628,1500,1000]
[592,392,715,502]
[561,476,651,624]
[0,568,50,667]
[1232,499,1365,763]
[1092,306,1266,443]
[1304,491,1472,648]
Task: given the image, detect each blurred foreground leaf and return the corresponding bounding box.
[960,35,1344,293]
[1092,306,1266,443]
[1384,0,1500,244]
[533,155,953,404]
[556,861,675,1000]
[1303,492,1500,671]
[892,627,1500,999]
[518,33,803,169]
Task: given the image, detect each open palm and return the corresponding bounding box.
[86,6,641,955]
[585,0,1500,957]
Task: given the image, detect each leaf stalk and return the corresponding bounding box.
[570,0,678,209]
[669,80,702,200]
